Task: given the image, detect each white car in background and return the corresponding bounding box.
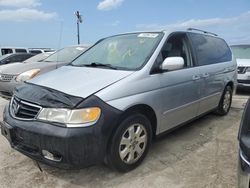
[0,47,29,56]
[231,45,250,88]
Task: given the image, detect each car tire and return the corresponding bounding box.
[216,86,232,116]
[107,113,152,172]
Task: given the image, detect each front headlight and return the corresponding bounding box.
[16,69,40,82]
[37,107,101,127]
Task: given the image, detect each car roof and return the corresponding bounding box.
[103,28,221,40]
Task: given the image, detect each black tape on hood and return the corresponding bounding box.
[14,83,84,108]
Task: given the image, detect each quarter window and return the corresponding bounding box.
[189,33,232,66]
[29,50,42,54]
[15,49,27,53]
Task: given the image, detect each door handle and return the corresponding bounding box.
[192,75,200,81]
[202,73,209,78]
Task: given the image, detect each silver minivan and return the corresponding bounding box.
[1,29,237,172]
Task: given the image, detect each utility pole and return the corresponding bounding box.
[75,11,82,45]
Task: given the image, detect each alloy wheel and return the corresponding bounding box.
[223,90,231,112]
[119,123,147,164]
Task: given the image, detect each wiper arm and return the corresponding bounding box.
[83,62,117,70]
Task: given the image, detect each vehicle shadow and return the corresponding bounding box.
[236,88,250,96]
[33,108,242,187]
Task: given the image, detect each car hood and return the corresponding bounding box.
[236,59,250,67]
[0,61,62,75]
[28,66,134,98]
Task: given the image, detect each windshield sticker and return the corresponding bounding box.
[138,33,159,38]
[76,47,85,51]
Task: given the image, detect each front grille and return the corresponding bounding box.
[0,74,15,82]
[11,96,42,120]
[238,67,247,74]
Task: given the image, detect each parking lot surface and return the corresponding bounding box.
[0,92,249,188]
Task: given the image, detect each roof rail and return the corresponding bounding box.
[187,28,218,37]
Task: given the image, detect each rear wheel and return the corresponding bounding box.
[216,86,232,115]
[107,114,152,172]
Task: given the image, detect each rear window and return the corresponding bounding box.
[43,46,86,63]
[15,49,27,53]
[189,33,232,66]
[231,45,250,59]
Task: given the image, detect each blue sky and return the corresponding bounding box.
[0,0,250,49]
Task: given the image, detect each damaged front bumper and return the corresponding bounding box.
[1,98,122,169]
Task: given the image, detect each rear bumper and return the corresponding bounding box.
[1,99,122,169]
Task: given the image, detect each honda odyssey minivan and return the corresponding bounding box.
[1,29,237,172]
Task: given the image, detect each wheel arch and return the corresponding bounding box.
[226,81,234,90]
[105,103,158,165]
[119,104,158,138]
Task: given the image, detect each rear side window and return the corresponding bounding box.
[189,33,232,66]
[29,50,42,54]
[15,49,27,53]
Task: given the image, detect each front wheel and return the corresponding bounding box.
[216,86,233,115]
[107,114,152,172]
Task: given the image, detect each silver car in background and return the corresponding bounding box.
[0,45,88,98]
[231,45,250,88]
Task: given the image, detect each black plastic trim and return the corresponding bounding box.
[14,82,84,108]
[1,95,123,169]
[239,98,250,160]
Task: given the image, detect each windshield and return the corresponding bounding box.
[0,54,12,61]
[43,46,87,63]
[231,45,250,59]
[24,53,52,63]
[71,33,163,70]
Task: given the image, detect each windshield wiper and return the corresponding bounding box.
[83,62,117,70]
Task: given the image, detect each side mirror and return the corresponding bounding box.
[161,57,184,71]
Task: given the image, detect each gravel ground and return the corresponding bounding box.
[0,91,249,188]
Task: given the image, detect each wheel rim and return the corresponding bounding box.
[223,90,231,111]
[119,123,147,164]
